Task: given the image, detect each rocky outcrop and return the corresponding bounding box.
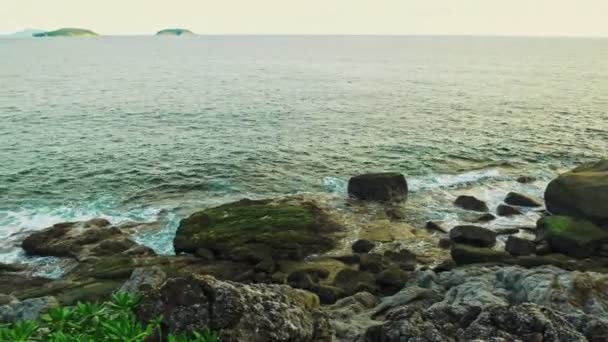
[333,265,608,341]
[173,198,343,263]
[0,296,58,323]
[545,160,608,225]
[449,225,496,247]
[454,195,489,212]
[138,274,331,341]
[347,173,408,202]
[21,218,155,260]
[537,215,608,258]
[504,191,542,207]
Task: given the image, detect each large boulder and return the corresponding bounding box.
[173,198,343,262]
[454,195,489,212]
[21,219,154,260]
[137,274,330,341]
[449,225,497,247]
[537,215,608,258]
[545,160,608,225]
[347,173,407,202]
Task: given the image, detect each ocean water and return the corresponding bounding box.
[1,36,607,270]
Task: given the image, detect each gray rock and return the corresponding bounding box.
[119,266,167,295]
[138,274,330,341]
[0,296,58,323]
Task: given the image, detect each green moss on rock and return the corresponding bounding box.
[537,216,608,258]
[174,199,342,262]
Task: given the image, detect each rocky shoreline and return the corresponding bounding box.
[1,160,607,341]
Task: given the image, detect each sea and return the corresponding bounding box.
[1,35,607,276]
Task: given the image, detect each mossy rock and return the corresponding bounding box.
[451,244,511,265]
[174,199,343,262]
[537,216,608,258]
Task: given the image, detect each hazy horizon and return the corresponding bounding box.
[2,0,608,37]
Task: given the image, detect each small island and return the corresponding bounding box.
[156,28,194,36]
[33,28,98,37]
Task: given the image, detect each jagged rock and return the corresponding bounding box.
[138,274,330,341]
[545,160,608,225]
[454,195,489,212]
[352,239,375,253]
[0,296,59,323]
[119,267,167,295]
[325,292,380,341]
[505,236,535,256]
[537,215,608,258]
[505,192,542,207]
[173,198,343,262]
[347,173,408,202]
[497,204,523,216]
[449,225,497,247]
[21,219,152,260]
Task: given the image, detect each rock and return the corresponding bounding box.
[454,195,489,212]
[194,247,215,261]
[0,262,26,273]
[325,292,380,342]
[516,176,536,183]
[535,241,552,255]
[331,254,360,265]
[287,270,318,290]
[505,192,542,207]
[451,244,509,265]
[495,227,520,235]
[137,274,330,341]
[355,265,608,341]
[425,221,448,234]
[333,269,376,296]
[505,236,535,256]
[254,258,276,274]
[449,225,497,247]
[359,253,384,273]
[384,206,405,221]
[496,204,523,216]
[21,219,151,260]
[537,215,608,258]
[383,249,416,271]
[352,239,375,253]
[433,260,457,273]
[474,213,496,222]
[310,284,346,305]
[0,296,59,323]
[173,198,343,262]
[375,268,410,292]
[438,238,452,249]
[347,173,408,202]
[118,267,167,295]
[545,160,608,225]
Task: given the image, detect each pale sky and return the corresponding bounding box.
[2,0,608,36]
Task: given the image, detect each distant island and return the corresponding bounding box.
[33,28,98,37]
[156,29,194,36]
[9,29,46,37]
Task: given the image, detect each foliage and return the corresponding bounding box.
[0,292,220,342]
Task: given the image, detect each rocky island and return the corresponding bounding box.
[1,161,608,340]
[33,28,98,37]
[156,28,194,36]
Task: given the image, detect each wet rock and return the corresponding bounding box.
[425,221,448,234]
[352,239,375,253]
[505,236,535,256]
[254,258,276,274]
[449,225,497,247]
[333,269,376,296]
[0,296,59,323]
[383,249,416,271]
[384,207,405,221]
[433,259,457,273]
[505,192,542,207]
[497,204,523,216]
[545,160,608,225]
[331,254,360,265]
[325,292,380,342]
[451,244,509,265]
[474,213,496,223]
[119,266,167,295]
[138,274,330,341]
[0,262,26,273]
[347,173,408,202]
[537,215,608,258]
[21,219,151,260]
[287,270,318,290]
[438,238,452,249]
[454,195,489,212]
[359,253,383,273]
[194,247,215,261]
[495,227,520,235]
[375,268,410,292]
[516,176,536,183]
[173,198,343,262]
[535,241,553,256]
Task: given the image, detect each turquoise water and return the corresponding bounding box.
[1,36,607,269]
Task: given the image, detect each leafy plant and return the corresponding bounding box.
[0,292,220,342]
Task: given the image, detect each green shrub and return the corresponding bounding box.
[0,292,220,342]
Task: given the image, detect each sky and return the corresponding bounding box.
[2,0,608,36]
